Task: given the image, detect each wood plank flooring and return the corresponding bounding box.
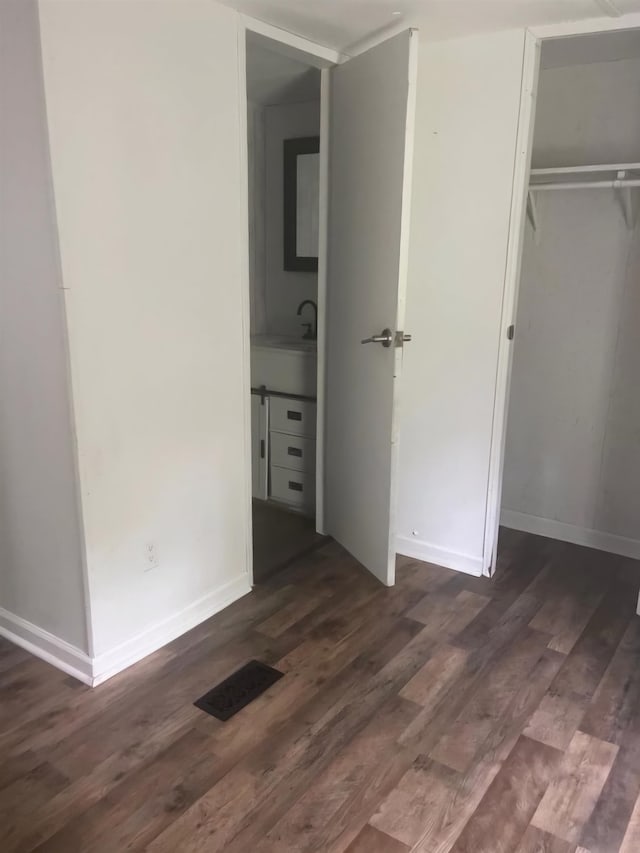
[252,500,325,583]
[1,528,640,852]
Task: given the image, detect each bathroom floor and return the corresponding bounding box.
[252,500,325,583]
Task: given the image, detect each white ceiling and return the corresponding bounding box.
[221,0,640,52]
[246,34,320,104]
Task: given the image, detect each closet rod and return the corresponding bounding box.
[531,179,640,191]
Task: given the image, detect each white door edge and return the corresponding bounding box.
[482,31,540,577]
[388,28,420,584]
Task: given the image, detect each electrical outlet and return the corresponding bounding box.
[145,543,159,571]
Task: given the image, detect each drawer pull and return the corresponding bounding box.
[288,481,303,492]
[287,446,303,458]
[271,398,316,438]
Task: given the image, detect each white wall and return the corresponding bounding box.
[599,230,640,540]
[397,29,526,575]
[502,58,640,553]
[0,0,88,651]
[533,57,640,167]
[264,101,320,336]
[39,0,251,668]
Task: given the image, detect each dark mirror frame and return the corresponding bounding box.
[283,136,320,273]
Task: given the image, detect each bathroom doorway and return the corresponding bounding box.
[245,31,326,582]
[240,22,418,588]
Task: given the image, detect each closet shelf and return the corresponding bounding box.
[527,162,640,231]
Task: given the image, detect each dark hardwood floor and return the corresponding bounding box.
[252,499,325,583]
[1,529,640,852]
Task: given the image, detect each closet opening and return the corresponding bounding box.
[245,31,327,584]
[495,28,640,599]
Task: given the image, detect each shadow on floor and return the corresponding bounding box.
[252,499,326,583]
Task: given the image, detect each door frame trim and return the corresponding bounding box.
[236,22,254,591]
[528,11,640,39]
[241,15,345,67]
[483,12,640,577]
[315,66,330,534]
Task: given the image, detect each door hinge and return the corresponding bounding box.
[507,325,515,341]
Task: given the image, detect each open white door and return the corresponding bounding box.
[324,29,418,586]
[483,33,540,576]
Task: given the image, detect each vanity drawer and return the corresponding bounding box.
[270,465,315,511]
[270,432,315,473]
[270,396,316,438]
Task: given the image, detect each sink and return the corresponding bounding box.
[251,334,316,353]
[251,334,317,397]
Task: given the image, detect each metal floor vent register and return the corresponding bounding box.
[194,660,284,721]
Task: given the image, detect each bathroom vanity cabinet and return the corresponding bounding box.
[251,390,316,516]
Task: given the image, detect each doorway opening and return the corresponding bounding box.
[241,24,418,589]
[493,28,640,598]
[245,31,326,583]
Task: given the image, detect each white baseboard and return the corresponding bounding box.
[90,574,252,687]
[0,607,93,685]
[0,575,252,688]
[397,536,483,577]
[501,510,640,561]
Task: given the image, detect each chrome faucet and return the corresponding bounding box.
[297,300,317,340]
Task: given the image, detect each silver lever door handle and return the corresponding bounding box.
[361,328,393,347]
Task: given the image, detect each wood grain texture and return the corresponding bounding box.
[0,530,639,852]
[449,736,562,853]
[370,755,463,848]
[530,588,604,655]
[524,578,635,751]
[579,741,640,853]
[252,500,325,583]
[514,826,577,852]
[399,643,468,709]
[531,731,619,843]
[619,788,640,853]
[258,696,418,852]
[528,548,604,656]
[406,589,490,638]
[579,618,640,747]
[344,824,410,852]
[429,628,554,772]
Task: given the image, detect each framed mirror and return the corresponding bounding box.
[283,136,320,272]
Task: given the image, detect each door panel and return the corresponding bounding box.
[325,30,418,585]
